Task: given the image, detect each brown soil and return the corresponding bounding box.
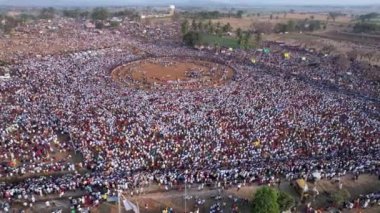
[111,57,234,89]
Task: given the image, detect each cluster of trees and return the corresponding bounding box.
[39,7,56,19]
[251,187,295,213]
[235,28,253,48]
[181,19,233,36]
[112,9,140,21]
[251,185,363,212]
[353,22,380,33]
[0,15,24,34]
[91,8,109,21]
[358,12,379,22]
[352,12,380,33]
[331,189,351,207]
[62,9,91,19]
[182,31,201,46]
[181,19,258,48]
[182,10,244,20]
[274,19,323,33]
[328,12,345,22]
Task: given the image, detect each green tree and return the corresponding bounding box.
[274,23,288,33]
[0,16,22,34]
[95,22,104,29]
[309,20,321,31]
[287,20,295,32]
[207,19,212,29]
[19,13,35,24]
[331,189,351,207]
[181,19,189,35]
[110,21,120,28]
[79,11,90,19]
[182,31,200,46]
[209,24,215,34]
[353,22,379,33]
[39,7,55,19]
[255,33,262,47]
[236,10,244,18]
[242,31,251,48]
[222,23,232,33]
[236,27,242,38]
[191,19,197,31]
[358,12,379,22]
[278,191,295,212]
[91,7,109,21]
[328,12,341,22]
[62,9,81,19]
[197,21,203,32]
[216,22,221,30]
[252,187,280,213]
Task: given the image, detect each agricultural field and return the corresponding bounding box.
[199,34,240,48]
[212,12,353,31]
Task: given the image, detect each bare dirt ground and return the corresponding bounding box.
[86,175,380,213]
[212,13,352,31]
[268,32,380,66]
[15,174,380,213]
[111,57,234,89]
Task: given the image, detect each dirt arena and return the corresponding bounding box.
[111,57,234,89]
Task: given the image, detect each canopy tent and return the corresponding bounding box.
[296,179,308,192]
[283,52,291,59]
[312,171,322,180]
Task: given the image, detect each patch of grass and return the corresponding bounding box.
[199,34,241,48]
[367,20,380,25]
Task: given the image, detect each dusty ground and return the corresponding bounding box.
[212,13,352,31]
[267,32,380,65]
[14,174,380,213]
[111,57,234,89]
[90,175,380,213]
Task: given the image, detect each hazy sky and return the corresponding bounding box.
[212,0,380,4]
[1,0,379,6]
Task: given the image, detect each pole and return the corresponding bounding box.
[184,181,187,213]
[118,185,121,213]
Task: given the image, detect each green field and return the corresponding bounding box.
[200,34,241,48]
[368,19,380,25]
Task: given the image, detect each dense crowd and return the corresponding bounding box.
[345,191,380,209]
[0,18,379,211]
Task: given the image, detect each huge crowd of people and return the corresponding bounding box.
[0,17,379,211]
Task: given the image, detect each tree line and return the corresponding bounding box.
[181,10,245,20]
[181,19,260,49]
[353,13,379,33]
[274,19,323,33]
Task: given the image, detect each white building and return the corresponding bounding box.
[141,5,176,19]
